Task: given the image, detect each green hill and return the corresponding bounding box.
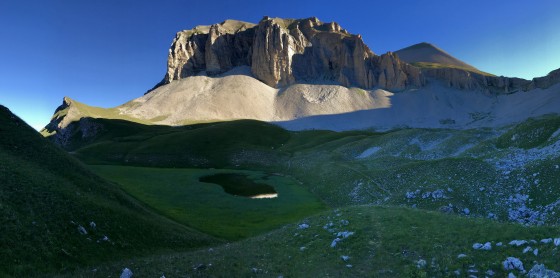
[0,106,218,276]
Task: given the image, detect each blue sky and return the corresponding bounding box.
[1,0,559,130]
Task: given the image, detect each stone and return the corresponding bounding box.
[502,257,524,271]
[473,242,491,250]
[77,225,87,235]
[508,240,527,247]
[527,264,560,278]
[330,238,341,248]
[416,259,427,268]
[120,268,133,278]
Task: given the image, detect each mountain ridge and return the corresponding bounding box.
[42,16,560,136]
[156,16,424,92]
[152,16,553,95]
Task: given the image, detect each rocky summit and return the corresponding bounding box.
[155,16,558,95]
[43,17,560,134]
[158,17,423,91]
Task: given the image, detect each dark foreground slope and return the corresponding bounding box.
[0,106,218,276]
[66,206,560,277]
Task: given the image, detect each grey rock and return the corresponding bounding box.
[527,264,560,278]
[120,268,133,278]
[524,68,560,90]
[158,17,424,91]
[503,257,524,271]
[416,259,427,269]
[422,67,528,94]
[509,240,527,246]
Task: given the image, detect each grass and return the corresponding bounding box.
[89,165,325,240]
[65,119,291,168]
[495,114,560,149]
[0,106,218,277]
[62,206,560,277]
[12,104,560,276]
[54,115,560,219]
[40,97,155,137]
[411,62,495,77]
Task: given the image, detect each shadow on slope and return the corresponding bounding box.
[49,118,291,168]
[0,106,219,276]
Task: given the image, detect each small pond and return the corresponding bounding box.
[199,173,278,199]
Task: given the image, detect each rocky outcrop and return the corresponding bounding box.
[371,52,424,90]
[154,16,558,94]
[164,20,255,82]
[422,68,528,94]
[524,68,560,90]
[157,17,424,91]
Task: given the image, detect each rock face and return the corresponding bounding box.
[159,17,560,94]
[164,20,255,82]
[422,68,528,94]
[158,17,424,91]
[524,68,560,90]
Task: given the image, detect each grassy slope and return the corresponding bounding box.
[62,118,290,168]
[64,206,560,277]
[0,106,219,277]
[55,115,560,226]
[39,114,560,276]
[89,165,325,240]
[411,62,496,77]
[41,97,155,137]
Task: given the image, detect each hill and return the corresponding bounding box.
[395,42,484,73]
[0,106,218,276]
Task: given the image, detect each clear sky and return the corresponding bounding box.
[1,0,559,130]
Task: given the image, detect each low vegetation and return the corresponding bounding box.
[4,104,560,276]
[411,62,495,77]
[90,165,325,240]
[63,206,560,277]
[0,106,218,277]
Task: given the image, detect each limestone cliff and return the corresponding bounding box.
[157,17,424,91]
[161,16,555,94]
[524,68,560,91]
[422,68,528,94]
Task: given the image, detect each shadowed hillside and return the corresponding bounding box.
[0,106,218,276]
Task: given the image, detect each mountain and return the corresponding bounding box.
[0,106,217,276]
[42,17,560,137]
[395,42,480,73]
[156,17,423,91]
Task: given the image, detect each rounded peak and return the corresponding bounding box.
[402,42,441,51]
[395,42,479,72]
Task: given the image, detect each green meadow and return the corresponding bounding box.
[89,165,325,240]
